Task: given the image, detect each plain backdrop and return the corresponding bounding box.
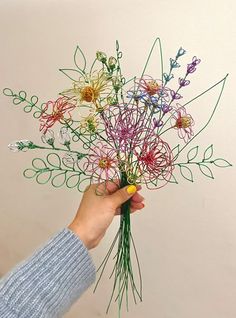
[0,1,236,317]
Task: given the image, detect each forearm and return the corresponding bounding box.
[0,228,96,318]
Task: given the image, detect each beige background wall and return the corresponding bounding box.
[0,0,236,317]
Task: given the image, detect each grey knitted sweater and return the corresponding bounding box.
[0,228,96,317]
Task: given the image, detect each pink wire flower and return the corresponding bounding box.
[170,104,194,143]
[39,97,76,133]
[134,132,174,189]
[83,141,120,183]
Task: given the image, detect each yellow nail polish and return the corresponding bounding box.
[127,185,137,194]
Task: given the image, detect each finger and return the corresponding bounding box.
[97,180,120,195]
[130,207,141,213]
[115,207,121,215]
[105,180,120,194]
[115,207,140,215]
[115,201,145,215]
[106,182,141,195]
[131,202,145,211]
[130,202,145,213]
[109,185,137,209]
[131,192,144,203]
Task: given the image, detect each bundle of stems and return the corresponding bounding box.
[94,172,142,316]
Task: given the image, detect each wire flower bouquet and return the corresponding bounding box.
[4,38,231,315]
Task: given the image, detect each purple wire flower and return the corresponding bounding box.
[102,103,147,151]
[179,77,190,87]
[187,56,201,74]
[170,90,183,100]
[153,118,163,128]
[162,103,172,113]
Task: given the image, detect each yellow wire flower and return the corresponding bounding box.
[61,71,112,111]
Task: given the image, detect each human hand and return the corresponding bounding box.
[68,182,145,249]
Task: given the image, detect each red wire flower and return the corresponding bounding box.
[134,132,174,189]
[39,97,76,133]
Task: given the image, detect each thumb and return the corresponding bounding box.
[109,185,137,208]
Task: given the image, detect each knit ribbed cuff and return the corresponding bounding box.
[0,228,96,318]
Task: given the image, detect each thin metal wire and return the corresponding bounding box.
[4,39,232,316]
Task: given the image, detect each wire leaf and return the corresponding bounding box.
[74,45,86,72]
[172,144,180,161]
[187,146,199,162]
[179,164,194,182]
[168,173,178,184]
[199,163,214,179]
[3,88,42,118]
[36,170,52,184]
[51,171,67,187]
[59,68,83,81]
[203,144,214,161]
[213,159,232,168]
[46,153,62,169]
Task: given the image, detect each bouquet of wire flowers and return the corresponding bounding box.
[4,38,231,315]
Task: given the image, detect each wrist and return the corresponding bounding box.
[68,222,92,250]
[68,222,94,250]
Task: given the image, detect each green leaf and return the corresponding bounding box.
[74,45,86,72]
[213,159,232,168]
[36,170,52,184]
[59,68,83,81]
[77,177,92,192]
[203,144,213,161]
[116,40,120,51]
[32,158,48,170]
[199,164,214,179]
[187,146,199,162]
[51,171,67,188]
[23,169,38,179]
[46,153,61,169]
[3,88,14,97]
[172,144,180,161]
[179,164,194,182]
[168,174,178,184]
[66,174,81,188]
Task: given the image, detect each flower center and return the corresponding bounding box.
[98,157,112,169]
[176,116,191,128]
[80,86,99,102]
[141,150,156,165]
[52,111,63,120]
[87,118,97,132]
[146,80,159,95]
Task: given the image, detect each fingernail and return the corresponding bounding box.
[127,185,137,194]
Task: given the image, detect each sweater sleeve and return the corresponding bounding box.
[0,228,96,318]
